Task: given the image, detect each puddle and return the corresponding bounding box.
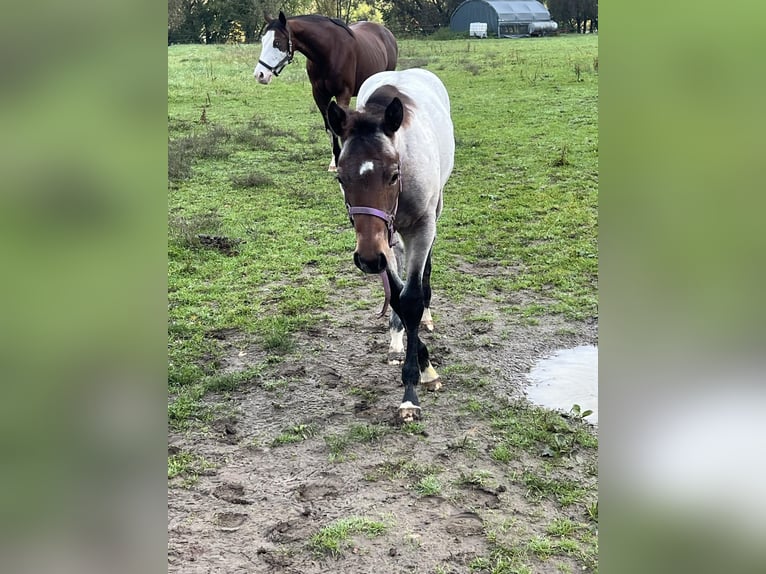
[525,345,598,424]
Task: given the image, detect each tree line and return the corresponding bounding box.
[168,0,597,44]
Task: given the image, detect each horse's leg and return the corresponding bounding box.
[386,237,441,421]
[421,248,434,332]
[313,90,337,171]
[387,239,406,365]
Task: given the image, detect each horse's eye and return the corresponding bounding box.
[390,172,399,185]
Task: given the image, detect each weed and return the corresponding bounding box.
[168,451,215,480]
[230,171,273,189]
[271,423,317,446]
[308,516,388,557]
[401,421,427,435]
[586,501,598,522]
[415,474,442,496]
[490,443,513,463]
[521,470,589,507]
[463,469,497,488]
[551,144,570,167]
[169,211,223,250]
[324,423,389,460]
[546,518,579,537]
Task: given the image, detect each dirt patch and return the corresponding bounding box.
[168,277,598,573]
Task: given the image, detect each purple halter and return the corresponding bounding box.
[344,165,402,316]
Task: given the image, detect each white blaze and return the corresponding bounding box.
[254,31,285,80]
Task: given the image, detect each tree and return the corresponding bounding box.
[546,0,598,33]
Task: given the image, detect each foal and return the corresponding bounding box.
[328,69,455,421]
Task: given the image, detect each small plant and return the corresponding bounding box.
[308,516,388,557]
[168,451,215,480]
[586,501,598,522]
[271,423,317,446]
[457,469,495,489]
[568,404,594,421]
[552,144,570,167]
[415,474,442,496]
[230,171,273,189]
[546,517,578,537]
[574,62,583,81]
[491,443,513,463]
[400,421,427,435]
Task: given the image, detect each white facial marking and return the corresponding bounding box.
[359,161,374,176]
[254,31,286,79]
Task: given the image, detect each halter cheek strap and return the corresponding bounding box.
[258,33,293,76]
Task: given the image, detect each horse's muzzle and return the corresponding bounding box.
[255,70,272,84]
[354,252,387,274]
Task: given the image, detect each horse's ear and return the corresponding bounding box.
[327,101,347,138]
[383,97,403,135]
[279,11,287,26]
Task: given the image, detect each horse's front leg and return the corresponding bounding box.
[386,270,441,422]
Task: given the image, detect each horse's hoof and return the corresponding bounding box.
[398,402,421,422]
[423,378,442,392]
[421,319,434,332]
[388,352,404,365]
[328,165,337,172]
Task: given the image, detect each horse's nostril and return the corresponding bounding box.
[354,252,387,274]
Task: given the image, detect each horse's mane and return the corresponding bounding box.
[292,14,355,38]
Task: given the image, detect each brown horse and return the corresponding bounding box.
[254,12,398,169]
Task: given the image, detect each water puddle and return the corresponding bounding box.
[525,345,598,424]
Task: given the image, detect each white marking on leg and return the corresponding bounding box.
[421,307,434,331]
[388,327,404,355]
[420,362,442,391]
[359,161,374,175]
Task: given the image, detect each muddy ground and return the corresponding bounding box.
[168,266,598,573]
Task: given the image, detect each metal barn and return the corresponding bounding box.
[450,0,558,37]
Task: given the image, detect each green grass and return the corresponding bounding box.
[308,516,389,557]
[415,474,443,496]
[270,423,317,446]
[490,401,597,459]
[167,451,216,484]
[324,423,390,460]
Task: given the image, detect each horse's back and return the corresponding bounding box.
[358,69,454,189]
[349,21,398,90]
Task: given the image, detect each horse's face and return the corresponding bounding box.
[328,98,404,275]
[254,13,292,84]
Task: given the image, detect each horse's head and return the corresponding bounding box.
[254,11,293,84]
[328,95,405,275]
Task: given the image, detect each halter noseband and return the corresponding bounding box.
[344,165,402,248]
[258,27,293,76]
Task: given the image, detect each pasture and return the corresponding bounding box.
[168,34,598,573]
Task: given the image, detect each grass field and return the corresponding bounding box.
[168,34,598,573]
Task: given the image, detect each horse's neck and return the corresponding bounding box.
[288,20,336,64]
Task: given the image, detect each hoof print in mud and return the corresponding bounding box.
[212,483,251,505]
[214,512,248,531]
